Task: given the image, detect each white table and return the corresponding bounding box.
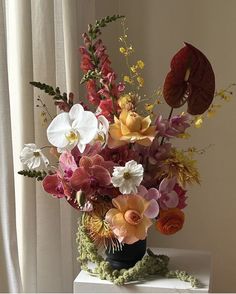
[74,247,211,293]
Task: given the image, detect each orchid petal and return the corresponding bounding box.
[69,104,84,123]
[144,199,160,218]
[47,112,72,148]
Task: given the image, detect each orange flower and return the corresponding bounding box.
[108,109,156,148]
[105,194,152,244]
[156,208,185,235]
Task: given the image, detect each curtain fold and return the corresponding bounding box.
[0,1,22,292]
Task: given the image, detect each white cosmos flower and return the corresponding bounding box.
[111,160,144,194]
[47,104,98,153]
[94,115,109,148]
[20,143,49,170]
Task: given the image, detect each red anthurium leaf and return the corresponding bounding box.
[163,43,215,115]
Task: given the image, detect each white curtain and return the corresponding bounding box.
[0,0,98,292]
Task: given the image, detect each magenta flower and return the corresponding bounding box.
[70,154,113,196]
[138,185,160,218]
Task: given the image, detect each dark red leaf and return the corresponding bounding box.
[163,43,215,115]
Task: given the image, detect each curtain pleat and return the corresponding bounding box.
[6,0,36,292]
[0,0,22,292]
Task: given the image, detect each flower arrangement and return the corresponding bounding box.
[19,15,234,287]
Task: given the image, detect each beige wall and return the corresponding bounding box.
[94,0,236,292]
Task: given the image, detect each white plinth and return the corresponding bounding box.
[74,247,211,293]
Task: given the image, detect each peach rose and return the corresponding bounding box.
[108,109,156,148]
[105,194,153,244]
[156,208,185,235]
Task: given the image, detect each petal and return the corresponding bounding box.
[144,199,160,218]
[69,104,84,123]
[109,124,123,140]
[74,111,98,144]
[165,191,179,208]
[119,109,128,124]
[127,195,147,214]
[141,116,151,132]
[47,113,72,148]
[137,185,148,197]
[134,217,152,240]
[91,165,111,186]
[70,168,90,191]
[146,188,160,200]
[112,196,128,212]
[77,142,86,153]
[42,174,64,198]
[160,177,176,193]
[79,156,92,169]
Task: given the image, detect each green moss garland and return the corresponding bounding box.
[76,215,201,288]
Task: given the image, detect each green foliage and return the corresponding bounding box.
[88,14,125,40]
[18,169,47,181]
[30,81,73,108]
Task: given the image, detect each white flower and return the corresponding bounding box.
[20,143,49,170]
[47,104,98,153]
[94,115,109,148]
[111,160,144,194]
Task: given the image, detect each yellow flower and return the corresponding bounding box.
[130,65,137,73]
[118,94,133,109]
[83,201,122,251]
[105,194,152,244]
[119,47,126,54]
[137,76,144,87]
[108,109,156,148]
[137,60,144,69]
[157,149,200,187]
[124,75,132,84]
[194,116,203,128]
[145,103,154,112]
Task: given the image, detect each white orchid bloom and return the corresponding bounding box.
[94,115,109,148]
[47,104,98,153]
[111,160,144,194]
[20,143,49,170]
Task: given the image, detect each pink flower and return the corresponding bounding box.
[98,98,116,121]
[59,151,78,179]
[70,154,113,196]
[138,186,160,218]
[155,114,190,138]
[86,80,101,106]
[79,47,94,72]
[157,177,187,210]
[149,139,172,164]
[42,171,72,199]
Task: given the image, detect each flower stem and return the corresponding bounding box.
[160,107,174,146]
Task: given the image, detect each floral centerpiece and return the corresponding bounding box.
[19,15,234,287]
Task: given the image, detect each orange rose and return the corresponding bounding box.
[108,109,156,148]
[105,194,152,244]
[156,208,184,235]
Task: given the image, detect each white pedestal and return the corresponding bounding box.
[74,247,211,293]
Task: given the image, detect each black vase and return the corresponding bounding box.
[105,239,147,270]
